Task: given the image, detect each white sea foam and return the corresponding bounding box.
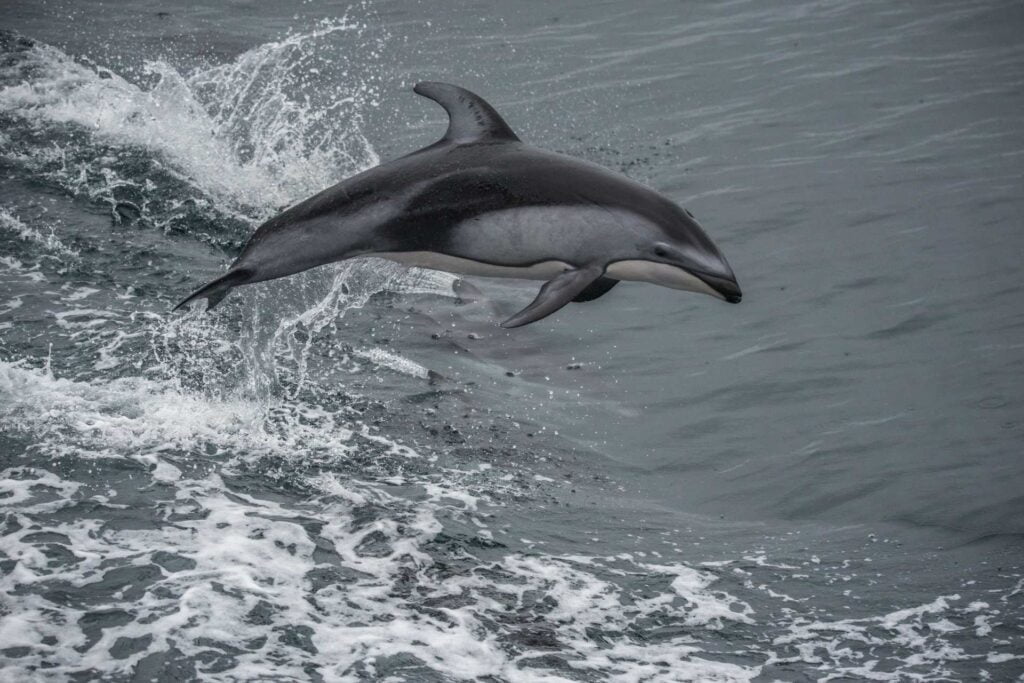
[353,347,431,379]
[2,349,1020,680]
[645,562,755,627]
[0,353,771,681]
[0,467,80,510]
[0,358,357,460]
[0,255,46,282]
[0,207,78,259]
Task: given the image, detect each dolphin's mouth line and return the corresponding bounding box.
[687,268,742,304]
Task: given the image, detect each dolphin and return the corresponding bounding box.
[175,82,741,328]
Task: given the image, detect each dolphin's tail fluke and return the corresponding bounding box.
[173,269,252,312]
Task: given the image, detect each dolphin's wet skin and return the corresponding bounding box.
[175,81,742,326]
[1,2,1023,681]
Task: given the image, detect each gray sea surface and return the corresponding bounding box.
[1,0,1022,680]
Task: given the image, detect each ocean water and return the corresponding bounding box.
[1,0,1022,680]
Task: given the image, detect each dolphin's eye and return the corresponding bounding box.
[653,245,668,258]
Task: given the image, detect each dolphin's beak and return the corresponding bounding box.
[694,271,742,304]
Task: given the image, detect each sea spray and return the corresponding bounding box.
[0,19,379,230]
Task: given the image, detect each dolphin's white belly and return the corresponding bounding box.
[376,251,571,280]
[605,259,722,298]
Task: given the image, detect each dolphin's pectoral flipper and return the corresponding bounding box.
[572,276,619,303]
[414,82,520,145]
[501,266,604,329]
[173,268,252,312]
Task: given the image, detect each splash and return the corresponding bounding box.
[0,20,380,229]
[0,20,450,399]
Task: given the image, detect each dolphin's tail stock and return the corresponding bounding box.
[173,269,252,312]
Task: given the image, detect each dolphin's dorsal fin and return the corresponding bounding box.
[414,82,520,145]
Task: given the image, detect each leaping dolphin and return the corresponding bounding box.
[176,82,741,328]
